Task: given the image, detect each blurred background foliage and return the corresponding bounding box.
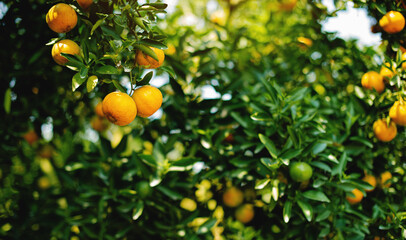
[0,0,405,239]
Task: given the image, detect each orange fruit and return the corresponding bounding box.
[90,116,109,132]
[94,102,105,117]
[361,71,385,93]
[102,92,137,126]
[380,63,396,79]
[379,11,405,34]
[222,187,244,208]
[131,85,163,118]
[362,174,377,192]
[77,0,93,9]
[373,119,397,142]
[135,47,165,69]
[297,37,313,49]
[279,0,297,11]
[346,188,363,205]
[46,3,78,33]
[235,204,254,224]
[389,100,406,126]
[38,144,54,158]
[380,171,392,188]
[51,39,80,65]
[23,129,39,145]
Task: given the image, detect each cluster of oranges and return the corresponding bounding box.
[346,171,392,205]
[361,10,406,142]
[46,1,166,127]
[222,186,255,224]
[46,2,83,66]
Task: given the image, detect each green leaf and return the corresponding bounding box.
[230,112,249,128]
[134,17,147,31]
[86,75,98,92]
[134,44,158,61]
[311,142,327,155]
[72,73,86,91]
[302,190,330,202]
[95,65,119,75]
[297,200,313,222]
[112,80,127,93]
[332,152,347,177]
[197,218,217,234]
[160,66,177,79]
[310,161,332,172]
[251,112,273,121]
[79,66,88,79]
[258,134,279,159]
[139,39,168,49]
[4,88,11,114]
[156,186,183,200]
[132,201,144,220]
[91,18,104,35]
[255,179,270,190]
[147,3,168,9]
[283,200,292,223]
[279,148,302,161]
[260,158,279,170]
[316,209,331,222]
[349,136,373,148]
[101,25,121,40]
[136,71,153,86]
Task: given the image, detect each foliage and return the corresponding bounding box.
[0,0,405,239]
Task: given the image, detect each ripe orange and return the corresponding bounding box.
[362,174,377,192]
[379,11,405,34]
[235,204,254,224]
[389,100,406,126]
[373,119,397,142]
[361,71,385,93]
[90,116,109,132]
[38,144,54,158]
[46,3,78,33]
[278,0,297,11]
[346,188,363,205]
[77,0,93,9]
[23,129,39,145]
[380,63,396,79]
[222,187,244,208]
[94,102,105,117]
[51,39,80,65]
[380,171,392,188]
[135,47,165,69]
[297,37,313,49]
[102,92,137,126]
[131,85,163,118]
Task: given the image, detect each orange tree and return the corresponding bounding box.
[1,0,406,239]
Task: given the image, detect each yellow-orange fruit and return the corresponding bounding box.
[389,101,406,126]
[23,129,39,145]
[361,71,385,93]
[46,3,78,33]
[135,47,165,69]
[77,0,93,9]
[346,188,363,205]
[102,92,137,126]
[222,187,244,208]
[373,119,397,142]
[380,171,392,188]
[94,102,105,117]
[51,39,80,65]
[379,11,405,34]
[131,85,163,118]
[362,174,377,192]
[235,204,255,224]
